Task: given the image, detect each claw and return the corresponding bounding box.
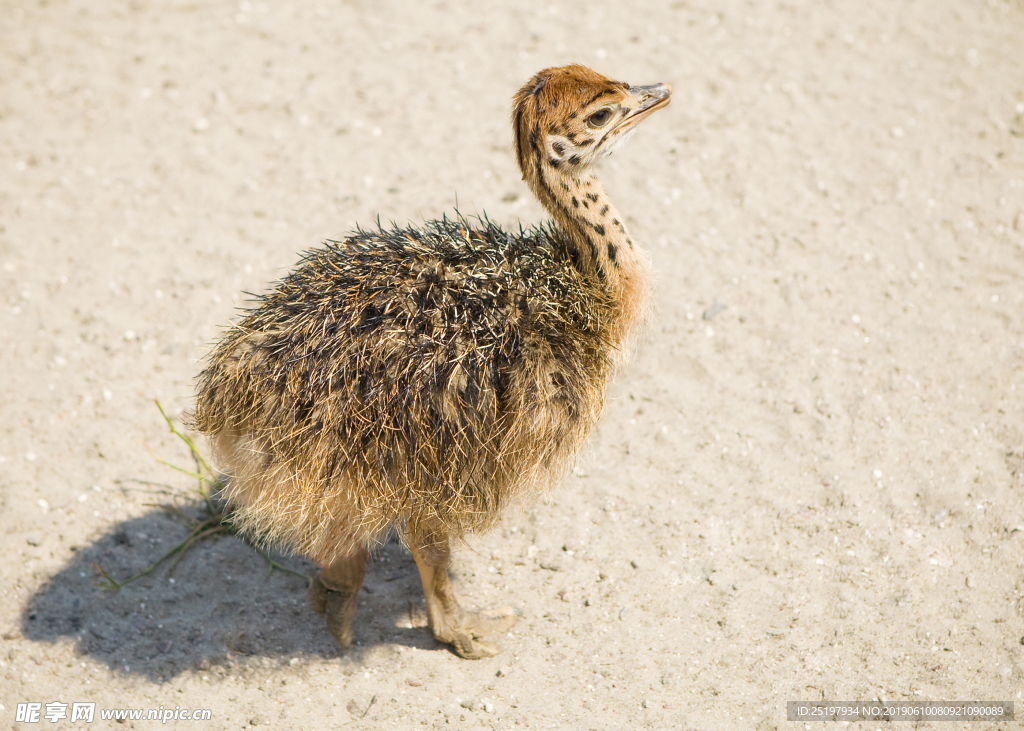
[451,633,501,659]
[442,605,518,658]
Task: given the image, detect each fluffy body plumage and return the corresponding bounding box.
[190,65,670,658]
[192,216,614,563]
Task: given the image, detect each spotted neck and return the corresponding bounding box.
[530,161,649,343]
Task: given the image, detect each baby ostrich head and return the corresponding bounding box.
[512,64,671,183]
[511,65,671,288]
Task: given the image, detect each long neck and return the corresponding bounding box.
[528,161,649,344]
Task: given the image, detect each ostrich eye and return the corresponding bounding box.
[587,108,613,128]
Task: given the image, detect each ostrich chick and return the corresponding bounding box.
[191,65,671,659]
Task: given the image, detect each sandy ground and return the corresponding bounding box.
[2,0,1024,729]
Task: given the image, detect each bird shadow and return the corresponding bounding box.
[19,498,444,682]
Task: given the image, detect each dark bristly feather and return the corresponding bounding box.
[191,215,615,561]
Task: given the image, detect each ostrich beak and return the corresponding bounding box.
[621,82,672,129]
